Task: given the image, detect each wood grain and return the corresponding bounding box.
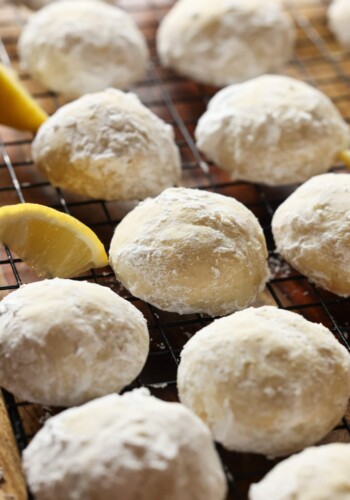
[0,394,27,500]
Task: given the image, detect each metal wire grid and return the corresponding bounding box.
[0,0,350,498]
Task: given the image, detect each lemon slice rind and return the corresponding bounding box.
[0,63,48,133]
[338,150,350,169]
[0,203,108,278]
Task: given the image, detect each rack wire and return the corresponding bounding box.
[0,0,349,498]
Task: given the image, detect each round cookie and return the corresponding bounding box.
[157,0,295,86]
[32,89,181,201]
[249,444,350,499]
[275,0,327,4]
[196,75,349,186]
[272,173,350,296]
[328,0,350,49]
[109,187,269,316]
[177,306,350,457]
[18,0,148,99]
[0,279,149,406]
[13,0,117,11]
[23,389,227,500]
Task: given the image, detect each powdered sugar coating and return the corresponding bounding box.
[157,0,295,87]
[0,279,149,406]
[249,444,350,500]
[23,389,227,500]
[18,0,148,99]
[272,173,350,296]
[196,75,349,185]
[109,187,269,316]
[328,0,350,49]
[14,0,117,11]
[32,89,181,201]
[178,306,350,457]
[275,0,326,4]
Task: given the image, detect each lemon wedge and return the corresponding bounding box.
[338,150,350,169]
[0,204,108,278]
[0,63,48,133]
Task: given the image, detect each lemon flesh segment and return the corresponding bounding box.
[0,63,48,133]
[338,150,350,169]
[0,204,108,278]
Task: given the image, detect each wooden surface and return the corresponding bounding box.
[0,394,27,500]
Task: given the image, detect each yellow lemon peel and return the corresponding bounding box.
[0,203,108,278]
[338,150,350,169]
[0,63,48,133]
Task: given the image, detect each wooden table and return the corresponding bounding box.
[0,395,26,500]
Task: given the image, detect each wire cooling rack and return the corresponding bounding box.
[0,1,349,498]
